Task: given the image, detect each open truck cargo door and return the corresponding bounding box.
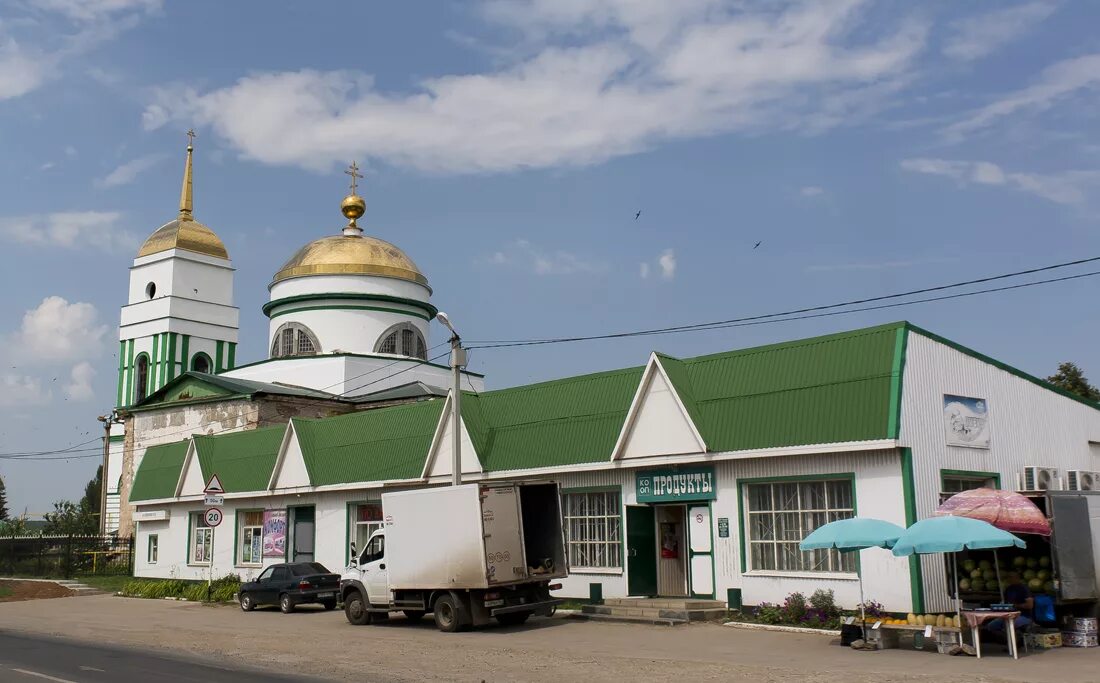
[1050,493,1099,601]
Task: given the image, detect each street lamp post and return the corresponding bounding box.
[435,312,467,487]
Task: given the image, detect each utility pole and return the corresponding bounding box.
[96,410,123,535]
[436,313,466,486]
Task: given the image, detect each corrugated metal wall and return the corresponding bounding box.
[901,331,1100,611]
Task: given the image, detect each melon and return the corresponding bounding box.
[936,615,946,628]
[962,559,977,572]
[982,569,997,581]
[1012,556,1027,568]
[1023,569,1037,581]
[1039,556,1051,568]
[1037,569,1051,580]
[1043,581,1055,593]
[979,560,992,570]
[1026,558,1038,568]
[958,579,971,591]
[1028,578,1043,591]
[953,615,962,628]
[970,579,985,592]
[907,613,917,625]
[970,569,983,579]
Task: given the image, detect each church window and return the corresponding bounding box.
[191,353,211,374]
[134,354,150,402]
[374,323,428,360]
[270,322,322,359]
[145,282,156,299]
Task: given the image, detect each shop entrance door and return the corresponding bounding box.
[656,505,688,597]
[626,506,657,596]
[290,506,315,563]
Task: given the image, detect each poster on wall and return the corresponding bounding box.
[262,510,288,558]
[943,394,990,448]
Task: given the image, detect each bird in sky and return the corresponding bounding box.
[754,241,762,249]
[634,211,641,220]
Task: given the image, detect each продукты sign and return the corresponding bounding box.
[636,466,717,503]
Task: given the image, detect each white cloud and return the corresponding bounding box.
[486,239,604,275]
[29,0,161,23]
[942,2,1054,61]
[9,296,108,365]
[0,39,54,100]
[800,185,825,197]
[64,145,77,157]
[639,262,650,279]
[944,54,1100,139]
[40,161,55,171]
[900,157,1100,205]
[658,249,676,280]
[97,154,166,188]
[0,374,51,408]
[0,211,137,251]
[63,361,96,401]
[143,2,926,174]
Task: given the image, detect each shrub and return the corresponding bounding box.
[121,575,239,603]
[751,602,784,625]
[809,589,840,620]
[781,592,807,623]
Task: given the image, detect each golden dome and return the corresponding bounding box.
[272,234,430,289]
[137,217,229,259]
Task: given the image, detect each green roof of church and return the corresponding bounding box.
[129,440,189,502]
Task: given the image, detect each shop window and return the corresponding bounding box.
[238,510,264,565]
[744,479,855,573]
[562,490,622,569]
[270,322,321,359]
[147,534,158,564]
[374,323,427,360]
[190,512,213,565]
[351,503,383,552]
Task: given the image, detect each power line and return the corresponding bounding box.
[0,436,104,458]
[467,257,1100,350]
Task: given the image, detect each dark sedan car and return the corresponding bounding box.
[239,562,341,613]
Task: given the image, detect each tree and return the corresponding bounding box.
[0,476,8,521]
[1047,362,1100,401]
[80,465,102,519]
[43,467,102,536]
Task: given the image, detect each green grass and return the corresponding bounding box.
[0,584,12,599]
[77,575,135,594]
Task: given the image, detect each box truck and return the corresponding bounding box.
[340,482,567,632]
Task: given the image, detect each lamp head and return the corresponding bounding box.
[436,311,457,335]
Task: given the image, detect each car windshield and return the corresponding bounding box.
[290,562,330,576]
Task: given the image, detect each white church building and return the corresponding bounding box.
[111,140,1100,615]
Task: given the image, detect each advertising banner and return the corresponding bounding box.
[943,394,990,448]
[636,466,717,503]
[262,509,288,558]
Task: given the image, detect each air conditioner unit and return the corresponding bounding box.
[1021,466,1059,491]
[1067,470,1100,492]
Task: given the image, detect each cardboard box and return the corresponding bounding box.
[1061,631,1098,648]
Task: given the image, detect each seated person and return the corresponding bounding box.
[986,571,1033,637]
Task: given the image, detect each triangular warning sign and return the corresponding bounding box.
[203,474,225,495]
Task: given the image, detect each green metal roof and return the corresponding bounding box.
[131,371,343,412]
[192,426,285,493]
[130,440,189,502]
[293,398,445,486]
[463,366,645,471]
[662,322,903,451]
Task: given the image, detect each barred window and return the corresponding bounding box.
[745,479,855,573]
[374,323,427,360]
[270,322,321,358]
[563,491,622,569]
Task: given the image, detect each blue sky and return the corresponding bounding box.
[1,0,1099,516]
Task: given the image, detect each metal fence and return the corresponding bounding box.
[0,534,134,578]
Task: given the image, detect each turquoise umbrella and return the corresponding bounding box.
[800,518,906,639]
[892,516,1026,621]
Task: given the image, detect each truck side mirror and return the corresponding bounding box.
[349,542,358,567]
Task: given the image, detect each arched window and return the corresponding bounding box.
[374,323,427,360]
[134,353,150,402]
[191,353,212,374]
[270,322,321,359]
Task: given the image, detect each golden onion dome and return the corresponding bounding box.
[138,218,228,259]
[271,234,429,289]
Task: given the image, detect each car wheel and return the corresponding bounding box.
[402,610,426,621]
[433,594,466,633]
[344,590,370,626]
[239,593,255,612]
[322,600,337,611]
[496,612,531,627]
[279,593,295,614]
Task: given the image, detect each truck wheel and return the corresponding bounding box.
[402,610,426,621]
[433,594,466,633]
[239,593,255,612]
[344,590,370,626]
[279,593,295,614]
[496,612,531,627]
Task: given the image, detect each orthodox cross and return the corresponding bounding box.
[345,161,363,195]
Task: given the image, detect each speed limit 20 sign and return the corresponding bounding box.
[204,507,224,527]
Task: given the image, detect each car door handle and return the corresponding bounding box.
[379,564,386,570]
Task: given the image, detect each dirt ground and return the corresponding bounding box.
[0,580,72,602]
[0,594,1097,682]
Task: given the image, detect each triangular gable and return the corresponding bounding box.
[175,440,206,497]
[422,392,483,479]
[135,373,243,409]
[269,420,312,490]
[611,353,706,461]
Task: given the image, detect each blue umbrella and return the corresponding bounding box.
[800,518,906,638]
[892,516,1026,620]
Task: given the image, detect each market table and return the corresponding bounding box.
[962,610,1021,659]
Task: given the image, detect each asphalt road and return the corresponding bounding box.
[0,631,323,683]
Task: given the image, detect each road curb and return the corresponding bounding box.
[723,621,840,636]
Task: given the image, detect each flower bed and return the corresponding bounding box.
[734,590,883,630]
